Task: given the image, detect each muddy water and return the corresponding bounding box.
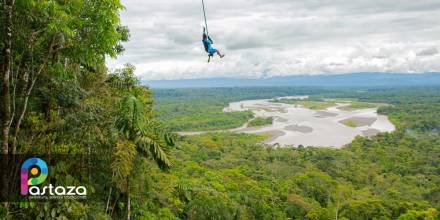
[223,97,395,148]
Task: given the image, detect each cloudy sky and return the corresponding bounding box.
[107,0,440,80]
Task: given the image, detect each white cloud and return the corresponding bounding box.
[417,48,439,56]
[107,0,440,80]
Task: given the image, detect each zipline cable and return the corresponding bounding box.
[202,0,209,36]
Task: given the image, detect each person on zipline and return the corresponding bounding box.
[202,27,225,60]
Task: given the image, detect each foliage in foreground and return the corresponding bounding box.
[1,1,172,219]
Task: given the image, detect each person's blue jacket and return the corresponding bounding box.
[203,36,217,54]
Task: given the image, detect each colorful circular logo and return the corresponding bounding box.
[20,157,48,195]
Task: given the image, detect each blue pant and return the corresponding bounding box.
[208,47,217,55]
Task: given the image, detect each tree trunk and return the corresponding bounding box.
[127,178,131,220]
[10,34,53,154]
[11,94,29,154]
[1,0,15,154]
[105,187,112,214]
[335,199,339,220]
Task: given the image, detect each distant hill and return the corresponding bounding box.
[143,73,440,88]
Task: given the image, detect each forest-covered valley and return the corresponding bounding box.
[1,0,440,219]
[152,87,440,220]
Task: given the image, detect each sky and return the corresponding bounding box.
[107,0,440,80]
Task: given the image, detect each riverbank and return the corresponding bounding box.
[179,96,395,147]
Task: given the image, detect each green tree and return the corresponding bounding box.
[0,0,128,155]
[109,65,175,220]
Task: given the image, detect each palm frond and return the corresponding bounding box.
[136,135,171,170]
[111,139,136,192]
[115,95,146,136]
[136,119,175,170]
[115,95,175,170]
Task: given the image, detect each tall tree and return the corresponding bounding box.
[1,0,15,154]
[109,65,175,219]
[0,0,128,154]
